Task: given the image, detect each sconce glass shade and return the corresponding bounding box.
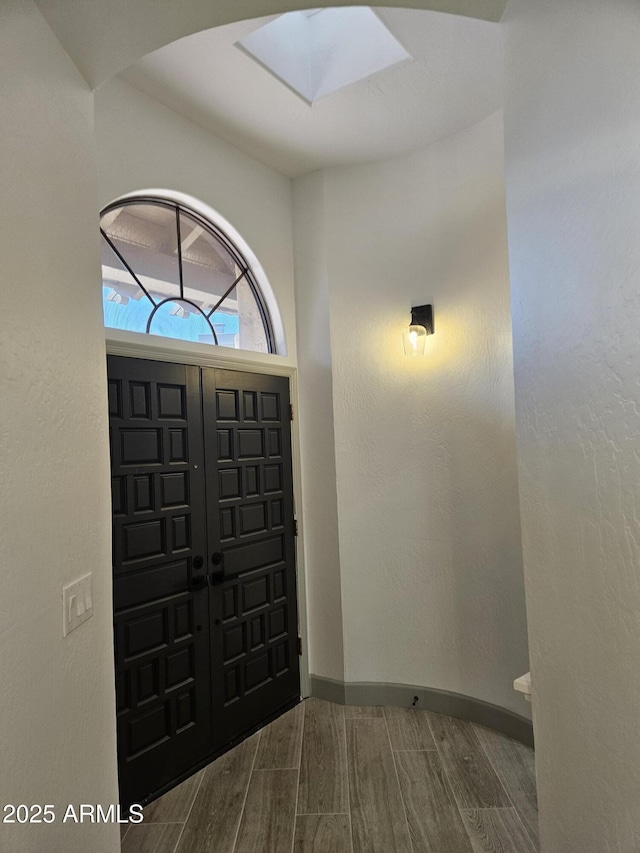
[403,324,427,356]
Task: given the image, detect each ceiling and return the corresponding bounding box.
[36,0,508,88]
[120,7,503,178]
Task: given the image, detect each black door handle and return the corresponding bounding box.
[211,569,225,585]
[193,555,204,569]
[190,574,207,589]
[211,552,223,565]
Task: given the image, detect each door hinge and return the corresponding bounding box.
[294,518,298,537]
[290,404,294,421]
[297,636,302,656]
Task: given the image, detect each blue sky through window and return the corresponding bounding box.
[102,287,239,345]
[100,198,272,352]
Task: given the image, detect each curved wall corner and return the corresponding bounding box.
[292,171,346,684]
[293,110,530,719]
[326,111,529,717]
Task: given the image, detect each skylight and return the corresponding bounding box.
[236,7,411,104]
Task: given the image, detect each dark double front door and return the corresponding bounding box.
[108,356,299,807]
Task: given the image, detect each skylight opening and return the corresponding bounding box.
[236,7,411,105]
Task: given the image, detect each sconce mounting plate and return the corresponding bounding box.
[410,304,434,334]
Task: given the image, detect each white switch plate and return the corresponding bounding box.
[62,573,93,637]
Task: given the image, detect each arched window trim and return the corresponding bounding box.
[100,194,278,354]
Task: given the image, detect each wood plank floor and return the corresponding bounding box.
[121,699,538,853]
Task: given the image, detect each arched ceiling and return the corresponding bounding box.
[119,8,503,177]
[34,0,508,88]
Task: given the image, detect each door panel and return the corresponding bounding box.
[203,369,300,744]
[109,359,300,806]
[109,357,213,808]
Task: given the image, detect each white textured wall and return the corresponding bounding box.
[503,0,640,849]
[326,113,528,713]
[94,77,296,362]
[292,171,345,682]
[0,2,119,851]
[293,112,530,714]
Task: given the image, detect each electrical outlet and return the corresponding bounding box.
[62,573,93,637]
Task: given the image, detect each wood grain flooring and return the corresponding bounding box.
[461,808,538,853]
[384,706,436,751]
[254,703,304,770]
[234,769,298,853]
[473,723,539,848]
[394,749,474,853]
[343,705,385,718]
[297,698,348,815]
[142,770,204,823]
[426,713,512,809]
[121,823,183,853]
[293,814,352,853]
[173,734,258,853]
[346,717,412,852]
[122,699,539,853]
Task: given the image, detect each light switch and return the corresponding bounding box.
[62,573,93,637]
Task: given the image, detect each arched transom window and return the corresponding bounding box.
[100,197,275,353]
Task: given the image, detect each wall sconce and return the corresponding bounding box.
[403,304,434,355]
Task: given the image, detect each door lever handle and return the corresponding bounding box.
[190,574,207,589]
